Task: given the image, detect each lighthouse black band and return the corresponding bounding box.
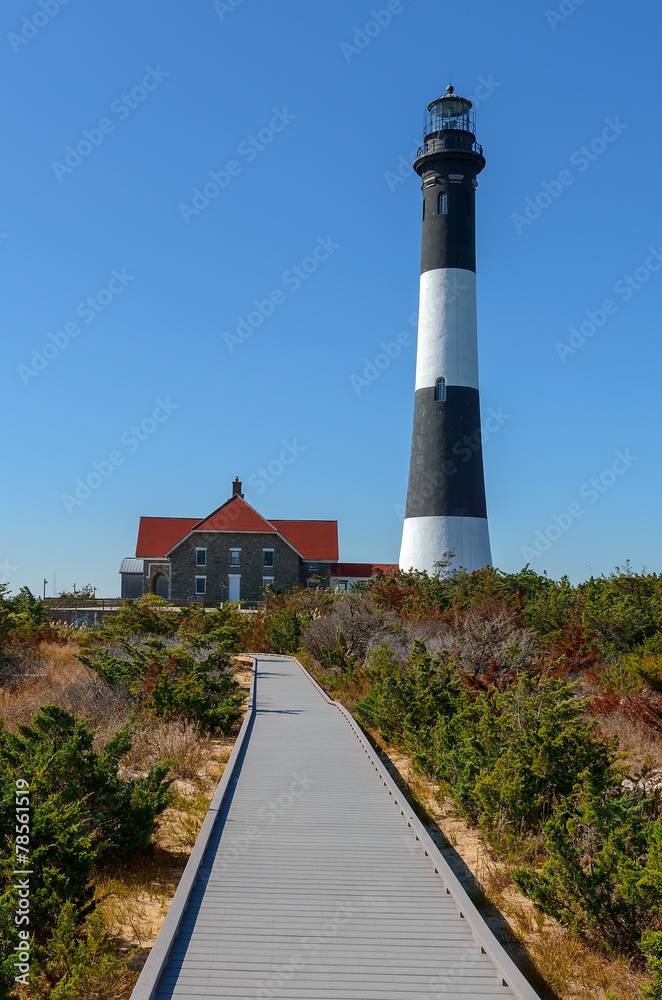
[420,175,477,274]
[405,386,488,520]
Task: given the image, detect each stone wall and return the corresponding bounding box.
[169,532,300,603]
[298,561,331,588]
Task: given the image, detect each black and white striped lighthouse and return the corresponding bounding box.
[399,86,492,575]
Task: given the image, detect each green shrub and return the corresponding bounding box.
[0,585,49,649]
[580,572,662,655]
[32,903,135,999]
[80,640,245,735]
[0,706,172,939]
[641,930,662,1000]
[176,604,244,652]
[354,641,460,751]
[512,781,662,958]
[262,608,302,655]
[95,596,180,641]
[429,678,616,843]
[0,902,24,999]
[620,637,662,692]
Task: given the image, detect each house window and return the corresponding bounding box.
[263,549,274,568]
[262,577,275,590]
[435,377,446,402]
[195,548,206,567]
[309,563,319,572]
[230,549,240,567]
[195,576,207,595]
[438,192,447,215]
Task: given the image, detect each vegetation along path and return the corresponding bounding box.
[131,654,540,999]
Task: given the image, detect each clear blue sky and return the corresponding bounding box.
[2,0,661,597]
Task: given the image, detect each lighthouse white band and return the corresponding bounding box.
[414,268,479,391]
[399,514,492,575]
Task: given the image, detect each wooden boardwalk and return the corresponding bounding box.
[132,655,540,1000]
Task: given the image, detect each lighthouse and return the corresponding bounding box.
[399,86,492,575]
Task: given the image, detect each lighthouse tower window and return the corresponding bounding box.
[438,192,447,215]
[435,377,446,402]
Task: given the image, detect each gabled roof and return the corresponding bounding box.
[191,495,279,535]
[133,498,340,563]
[136,517,201,558]
[271,520,339,561]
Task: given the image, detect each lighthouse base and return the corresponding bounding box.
[399,515,492,576]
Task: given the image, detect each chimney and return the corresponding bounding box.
[232,477,244,499]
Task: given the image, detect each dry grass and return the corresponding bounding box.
[231,659,254,692]
[120,720,213,781]
[155,737,232,850]
[0,640,129,738]
[507,905,644,1000]
[597,711,662,774]
[96,866,177,955]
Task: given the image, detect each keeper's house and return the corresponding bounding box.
[120,478,341,604]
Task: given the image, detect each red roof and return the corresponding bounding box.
[270,520,338,561]
[191,496,278,536]
[136,517,201,558]
[330,562,398,577]
[134,502,339,561]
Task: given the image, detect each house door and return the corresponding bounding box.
[228,575,241,602]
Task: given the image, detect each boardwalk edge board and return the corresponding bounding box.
[129,657,258,1000]
[292,655,541,1000]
